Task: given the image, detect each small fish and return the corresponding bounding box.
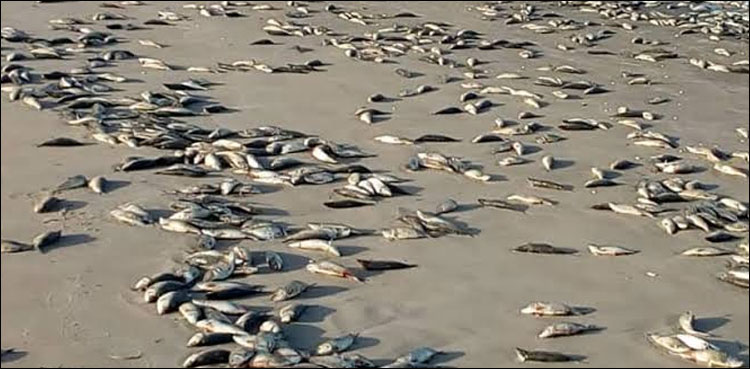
[307,261,363,282]
[584,178,620,188]
[32,230,62,251]
[324,199,374,209]
[271,280,312,302]
[192,300,248,315]
[138,39,165,48]
[357,259,416,271]
[478,198,528,213]
[435,199,458,215]
[507,194,555,206]
[88,176,107,194]
[1,239,34,254]
[156,290,192,315]
[195,319,248,336]
[515,348,582,363]
[538,322,601,338]
[678,311,713,337]
[713,163,747,179]
[34,194,61,214]
[316,333,358,356]
[186,332,233,347]
[588,244,639,256]
[513,243,577,255]
[705,231,741,243]
[183,349,231,368]
[683,349,744,368]
[288,239,341,257]
[55,175,89,192]
[37,137,88,147]
[681,247,733,257]
[527,178,571,191]
[279,303,306,324]
[521,302,578,317]
[179,302,202,325]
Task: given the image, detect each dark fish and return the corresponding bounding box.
[331,165,372,174]
[182,349,231,368]
[33,230,62,251]
[705,231,742,243]
[229,349,256,368]
[54,175,88,192]
[203,104,233,114]
[205,286,265,300]
[155,165,207,178]
[584,179,621,188]
[513,243,577,255]
[144,19,173,26]
[357,259,417,271]
[250,39,278,45]
[478,198,528,213]
[37,137,89,147]
[527,178,572,191]
[1,239,34,254]
[413,134,462,143]
[433,107,463,115]
[324,200,375,209]
[610,160,638,170]
[187,332,234,347]
[515,348,583,363]
[236,311,270,333]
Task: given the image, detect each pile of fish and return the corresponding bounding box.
[1,0,748,367]
[647,312,743,368]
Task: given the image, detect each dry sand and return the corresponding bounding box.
[1,1,748,368]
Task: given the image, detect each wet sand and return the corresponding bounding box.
[1,1,748,368]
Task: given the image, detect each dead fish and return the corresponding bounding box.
[34,194,61,214]
[356,259,416,271]
[266,251,283,272]
[587,244,639,256]
[705,231,741,243]
[515,348,582,363]
[271,280,312,302]
[187,332,233,347]
[179,303,203,326]
[22,96,43,110]
[195,319,248,336]
[157,290,193,315]
[183,349,231,368]
[37,137,88,147]
[585,179,620,188]
[160,218,201,234]
[681,247,733,257]
[288,239,341,257]
[507,195,555,206]
[279,303,306,324]
[682,349,744,368]
[435,199,458,215]
[138,39,165,48]
[433,106,463,115]
[316,334,358,356]
[1,239,34,254]
[609,203,655,218]
[541,155,555,171]
[472,133,505,143]
[156,164,207,178]
[678,311,713,338]
[514,243,577,255]
[478,198,527,213]
[88,176,107,194]
[610,159,638,170]
[521,302,577,317]
[307,260,363,282]
[144,280,185,303]
[527,178,571,191]
[395,68,419,78]
[193,299,248,315]
[324,200,374,209]
[713,163,747,179]
[382,227,427,241]
[55,175,89,192]
[390,347,442,367]
[375,135,414,145]
[538,322,602,338]
[718,272,749,289]
[32,230,62,251]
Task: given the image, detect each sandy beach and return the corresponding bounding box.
[1,1,748,367]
